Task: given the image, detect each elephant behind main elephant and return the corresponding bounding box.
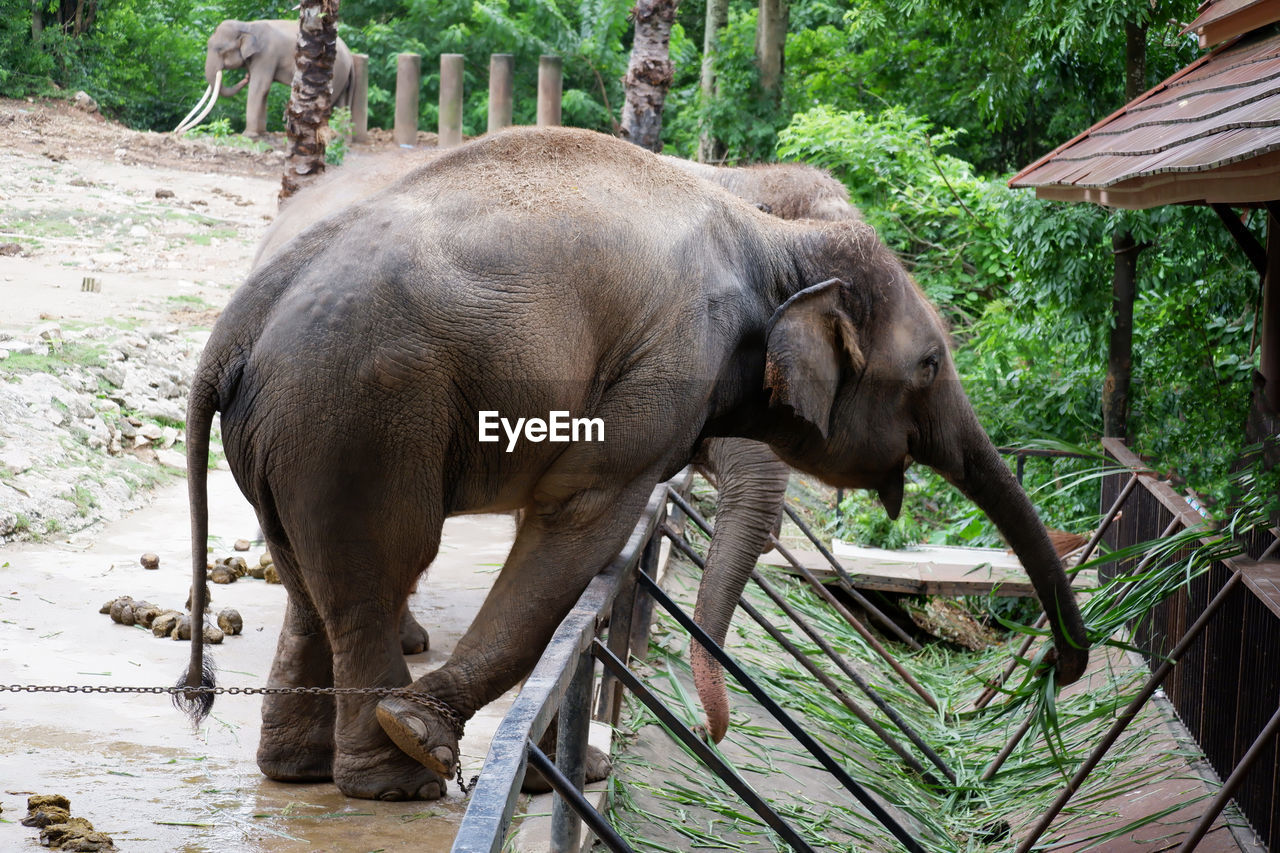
[249,140,867,745]
[175,19,355,138]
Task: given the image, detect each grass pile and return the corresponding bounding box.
[606,475,1270,852]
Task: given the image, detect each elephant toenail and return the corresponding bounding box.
[404,716,428,739]
[378,789,406,802]
[430,746,454,770]
[422,780,442,799]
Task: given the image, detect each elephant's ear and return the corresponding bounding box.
[237,28,261,59]
[763,278,865,438]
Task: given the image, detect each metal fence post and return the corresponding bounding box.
[551,650,593,852]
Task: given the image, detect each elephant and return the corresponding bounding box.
[174,19,355,138]
[178,127,1089,802]
[250,149,858,716]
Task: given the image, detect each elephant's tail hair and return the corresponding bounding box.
[178,370,222,726]
[173,655,217,726]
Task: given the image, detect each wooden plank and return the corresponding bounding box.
[762,545,1047,597]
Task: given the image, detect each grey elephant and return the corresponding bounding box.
[249,145,860,757]
[174,19,354,137]
[179,127,1088,802]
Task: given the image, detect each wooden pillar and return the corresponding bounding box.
[439,53,464,148]
[1104,231,1138,438]
[393,53,421,147]
[537,55,562,128]
[488,54,513,133]
[1264,214,1280,414]
[351,53,369,143]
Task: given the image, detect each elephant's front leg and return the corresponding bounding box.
[244,71,272,136]
[376,480,659,788]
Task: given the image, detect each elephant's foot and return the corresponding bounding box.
[520,744,612,794]
[399,608,430,655]
[257,720,335,783]
[375,693,465,782]
[332,739,449,801]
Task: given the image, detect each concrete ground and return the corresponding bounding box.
[0,470,521,851]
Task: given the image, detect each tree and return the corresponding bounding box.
[620,0,680,151]
[281,0,340,201]
[696,0,728,161]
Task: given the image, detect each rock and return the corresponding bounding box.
[0,242,22,256]
[138,423,163,441]
[128,225,148,238]
[140,552,159,570]
[72,90,98,113]
[234,538,251,551]
[155,449,187,470]
[154,188,175,199]
[217,608,243,635]
[209,565,236,584]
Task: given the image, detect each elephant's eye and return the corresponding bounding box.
[919,352,940,385]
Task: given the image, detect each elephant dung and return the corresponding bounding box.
[40,818,114,851]
[233,538,251,551]
[21,794,70,827]
[217,608,243,635]
[209,565,237,584]
[170,615,224,644]
[262,563,280,584]
[140,553,160,570]
[151,610,182,638]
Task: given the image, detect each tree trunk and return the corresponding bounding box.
[1103,20,1148,439]
[696,0,728,163]
[755,0,787,100]
[31,1,43,39]
[1103,230,1138,438]
[620,0,679,152]
[280,0,340,202]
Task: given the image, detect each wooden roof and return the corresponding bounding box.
[1010,28,1280,208]
[1185,0,1280,48]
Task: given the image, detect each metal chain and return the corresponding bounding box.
[0,683,420,696]
[2,682,483,795]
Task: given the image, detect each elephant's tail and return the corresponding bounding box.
[174,371,221,726]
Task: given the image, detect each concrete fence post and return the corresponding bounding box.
[351,53,369,143]
[439,53,464,148]
[537,55,562,128]
[487,54,514,133]
[393,52,421,146]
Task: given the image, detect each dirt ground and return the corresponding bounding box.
[0,98,534,851]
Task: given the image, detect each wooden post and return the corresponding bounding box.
[393,53,421,147]
[439,53,464,148]
[1264,214,1280,414]
[537,55,562,128]
[351,53,369,143]
[488,54,514,133]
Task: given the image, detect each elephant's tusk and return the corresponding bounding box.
[173,83,213,134]
[174,70,221,135]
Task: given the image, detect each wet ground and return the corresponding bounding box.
[0,470,519,851]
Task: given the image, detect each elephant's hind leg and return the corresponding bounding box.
[256,542,337,782]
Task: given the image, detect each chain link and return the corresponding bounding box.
[1,683,432,697]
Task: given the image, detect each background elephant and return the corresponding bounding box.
[174,19,354,137]
[250,140,876,744]
[179,127,1088,803]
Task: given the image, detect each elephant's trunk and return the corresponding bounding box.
[945,416,1090,683]
[219,74,247,98]
[690,438,791,742]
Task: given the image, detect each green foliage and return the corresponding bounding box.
[325,105,352,165]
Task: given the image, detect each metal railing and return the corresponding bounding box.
[451,471,933,852]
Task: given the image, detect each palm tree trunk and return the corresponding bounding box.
[696,0,728,162]
[620,0,679,152]
[280,0,340,202]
